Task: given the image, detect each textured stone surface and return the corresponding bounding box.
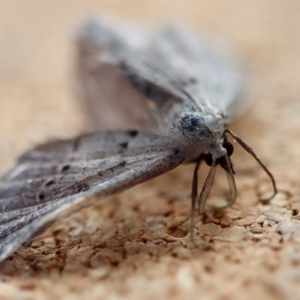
[0,1,300,299]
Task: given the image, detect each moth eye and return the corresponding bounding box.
[223,141,234,157]
[205,154,213,166]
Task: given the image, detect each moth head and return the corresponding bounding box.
[196,134,237,216]
[204,138,234,173]
[197,128,277,216]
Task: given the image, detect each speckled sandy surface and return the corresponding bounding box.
[1,1,300,299]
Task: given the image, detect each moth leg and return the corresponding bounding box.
[189,159,201,244]
[225,129,277,201]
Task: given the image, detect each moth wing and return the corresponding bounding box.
[77,17,191,131]
[78,17,245,128]
[0,131,186,261]
[149,25,246,122]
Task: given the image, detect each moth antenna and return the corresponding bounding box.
[198,160,218,215]
[223,154,237,208]
[190,159,201,244]
[225,129,277,201]
[210,154,237,209]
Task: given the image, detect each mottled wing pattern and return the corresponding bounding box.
[0,131,186,261]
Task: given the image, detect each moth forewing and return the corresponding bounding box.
[0,132,186,261]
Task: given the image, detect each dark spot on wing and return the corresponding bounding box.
[61,165,70,172]
[189,77,197,84]
[180,114,211,136]
[75,183,90,193]
[181,77,198,86]
[97,161,127,177]
[119,142,128,149]
[128,130,138,138]
[45,179,55,186]
[39,193,45,200]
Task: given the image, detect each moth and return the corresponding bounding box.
[0,16,277,262]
